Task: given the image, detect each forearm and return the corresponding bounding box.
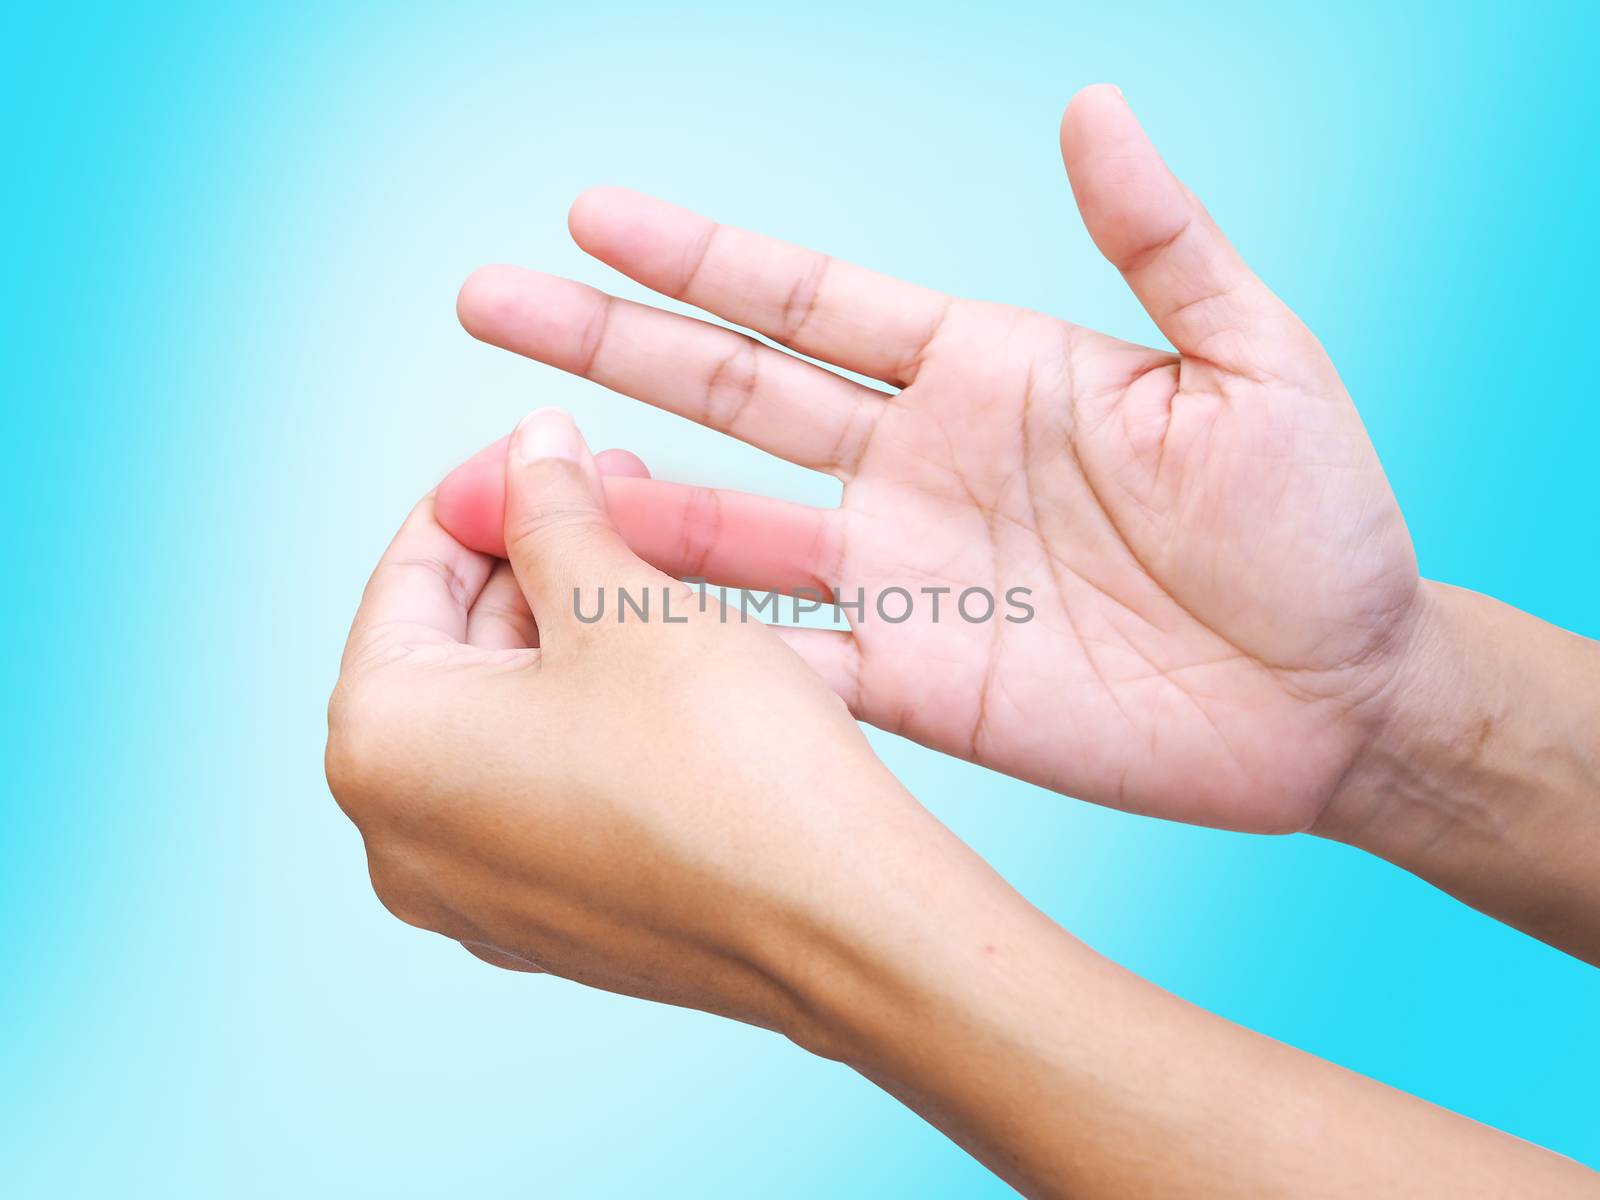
[1319,581,1600,962]
[781,837,1594,1197]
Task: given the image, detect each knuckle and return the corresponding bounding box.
[677,487,723,580]
[366,846,470,941]
[704,338,761,431]
[324,675,406,826]
[365,848,434,932]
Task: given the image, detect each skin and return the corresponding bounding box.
[436,85,1600,960]
[329,409,914,1033]
[328,408,1598,1197]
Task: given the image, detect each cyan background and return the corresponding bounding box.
[4,1,1596,1194]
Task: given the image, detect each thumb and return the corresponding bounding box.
[1060,84,1306,374]
[502,407,642,629]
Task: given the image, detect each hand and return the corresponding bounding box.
[326,407,947,1038]
[328,411,1597,1197]
[436,85,1420,835]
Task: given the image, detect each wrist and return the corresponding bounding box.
[1316,579,1591,849]
[1314,579,1600,957]
[756,805,1088,1067]
[1313,579,1479,854]
[766,832,1110,1198]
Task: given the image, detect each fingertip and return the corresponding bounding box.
[568,188,705,291]
[456,264,530,342]
[594,448,651,480]
[435,435,510,556]
[458,267,602,370]
[567,186,640,254]
[500,408,646,620]
[505,408,608,514]
[1071,82,1126,108]
[1060,83,1138,164]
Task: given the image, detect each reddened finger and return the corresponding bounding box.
[595,448,650,479]
[437,436,835,595]
[437,436,649,556]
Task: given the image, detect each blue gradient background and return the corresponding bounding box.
[4,2,1597,1194]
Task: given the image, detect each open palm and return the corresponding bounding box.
[440,86,1420,834]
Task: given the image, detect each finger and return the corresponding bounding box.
[344,494,494,667]
[438,438,838,594]
[565,187,954,387]
[595,448,649,479]
[605,477,838,596]
[465,560,538,650]
[437,434,648,556]
[773,627,862,714]
[501,407,648,630]
[1060,85,1305,374]
[457,266,881,474]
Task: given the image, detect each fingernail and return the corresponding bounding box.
[512,407,584,463]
